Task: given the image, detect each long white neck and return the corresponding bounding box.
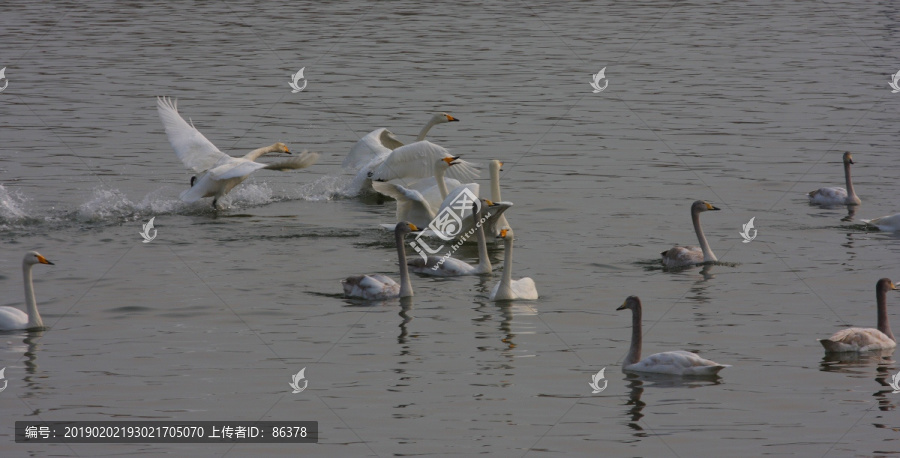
[23,262,43,329]
[624,304,642,367]
[495,235,514,297]
[434,163,450,200]
[396,229,413,298]
[877,285,894,341]
[416,117,441,142]
[244,145,277,161]
[844,161,860,204]
[693,210,717,262]
[490,163,502,202]
[474,211,492,274]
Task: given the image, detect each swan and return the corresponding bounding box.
[373,157,462,225]
[617,296,730,376]
[157,97,319,209]
[487,160,511,236]
[819,278,897,352]
[346,141,478,195]
[342,113,459,171]
[808,152,861,206]
[861,213,900,232]
[490,228,538,301]
[408,199,512,276]
[0,251,54,331]
[661,200,720,268]
[342,222,419,300]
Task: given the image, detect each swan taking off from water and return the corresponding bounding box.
[346,140,479,195]
[819,278,897,353]
[157,97,319,209]
[342,222,420,300]
[342,113,459,172]
[0,251,54,331]
[489,228,538,301]
[808,152,861,206]
[661,200,720,268]
[617,296,730,376]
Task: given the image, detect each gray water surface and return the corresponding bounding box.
[2,1,900,456]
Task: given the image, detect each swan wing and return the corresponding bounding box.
[263,151,320,171]
[408,256,476,276]
[510,277,539,300]
[343,128,400,170]
[342,274,399,300]
[627,350,729,376]
[369,141,480,182]
[661,246,703,268]
[808,187,848,204]
[157,97,230,173]
[208,158,265,181]
[372,181,436,227]
[819,327,897,352]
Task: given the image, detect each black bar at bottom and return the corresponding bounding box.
[15,421,318,443]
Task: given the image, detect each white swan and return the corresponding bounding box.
[346,141,478,195]
[661,200,720,268]
[487,160,511,236]
[342,113,459,171]
[819,278,897,352]
[617,296,730,376]
[808,152,861,206]
[490,228,538,301]
[157,97,319,209]
[862,213,900,232]
[342,222,419,300]
[408,199,512,276]
[0,251,54,331]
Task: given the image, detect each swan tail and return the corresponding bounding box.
[264,151,320,171]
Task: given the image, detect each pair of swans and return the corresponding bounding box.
[157,97,319,209]
[342,204,536,301]
[661,200,720,268]
[374,158,511,238]
[819,278,897,352]
[617,296,730,376]
[808,152,861,206]
[0,252,54,331]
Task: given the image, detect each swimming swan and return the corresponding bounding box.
[489,228,538,301]
[861,213,900,232]
[342,222,419,300]
[808,152,861,206]
[0,251,54,331]
[661,200,720,268]
[819,278,897,352]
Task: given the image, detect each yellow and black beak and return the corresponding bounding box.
[407,223,420,232]
[446,114,459,122]
[483,199,495,206]
[706,203,720,211]
[38,255,54,265]
[442,156,458,166]
[498,228,509,238]
[616,300,627,311]
[499,161,504,171]
[285,147,291,154]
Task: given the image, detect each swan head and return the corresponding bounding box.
[490,160,503,173]
[496,227,514,240]
[395,221,420,235]
[271,142,291,155]
[24,251,54,266]
[432,113,459,124]
[877,278,897,294]
[843,152,854,165]
[616,295,641,311]
[691,200,720,214]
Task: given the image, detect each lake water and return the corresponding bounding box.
[2,1,900,456]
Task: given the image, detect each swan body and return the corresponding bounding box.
[342,113,458,172]
[0,252,54,331]
[661,200,720,268]
[157,97,319,209]
[488,160,511,236]
[819,278,897,352]
[617,296,729,376]
[408,199,511,276]
[490,228,538,301]
[862,213,900,232]
[342,222,419,300]
[808,152,861,206]
[347,140,478,195]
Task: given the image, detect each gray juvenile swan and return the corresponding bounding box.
[819,278,897,352]
[617,296,730,376]
[342,222,419,300]
[0,251,55,331]
[661,200,720,268]
[808,152,861,206]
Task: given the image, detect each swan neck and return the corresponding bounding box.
[245,145,275,161]
[490,165,502,202]
[500,235,514,287]
[625,305,642,367]
[475,210,491,273]
[396,230,413,297]
[435,164,450,199]
[843,161,858,202]
[23,263,43,329]
[416,117,440,141]
[693,209,717,262]
[877,285,894,341]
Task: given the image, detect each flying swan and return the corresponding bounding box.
[808,152,861,206]
[617,296,730,376]
[661,200,720,268]
[157,97,319,209]
[819,278,897,352]
[342,222,419,300]
[342,113,459,171]
[346,140,478,195]
[0,251,55,331]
